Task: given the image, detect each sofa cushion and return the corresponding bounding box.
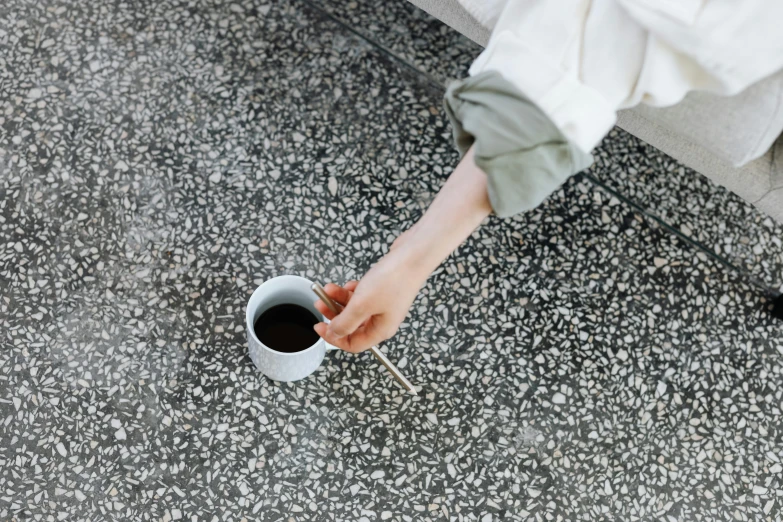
[628,71,783,167]
[617,110,783,222]
[410,0,490,47]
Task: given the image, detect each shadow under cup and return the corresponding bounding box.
[246,275,333,382]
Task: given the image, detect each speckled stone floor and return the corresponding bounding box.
[1,1,782,521]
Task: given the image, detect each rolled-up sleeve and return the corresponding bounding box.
[444,71,593,218]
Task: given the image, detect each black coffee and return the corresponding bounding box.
[254,304,320,353]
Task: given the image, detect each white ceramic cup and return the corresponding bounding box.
[246,275,338,382]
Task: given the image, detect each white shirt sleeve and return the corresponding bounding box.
[467,0,783,153]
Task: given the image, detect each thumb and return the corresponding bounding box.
[328,298,368,338]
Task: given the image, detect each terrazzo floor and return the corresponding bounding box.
[1,0,782,521]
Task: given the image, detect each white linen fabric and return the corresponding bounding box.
[458,0,783,153]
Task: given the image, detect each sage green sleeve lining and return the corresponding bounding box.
[443,71,594,217]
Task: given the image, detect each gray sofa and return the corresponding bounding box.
[410,0,783,223]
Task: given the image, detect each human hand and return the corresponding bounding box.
[313,249,429,353]
[314,146,492,353]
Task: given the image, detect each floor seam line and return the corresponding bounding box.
[584,172,781,297]
[297,0,446,92]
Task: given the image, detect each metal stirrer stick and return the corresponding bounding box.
[311,282,418,396]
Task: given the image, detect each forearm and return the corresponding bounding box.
[320,149,491,351]
[403,146,492,278]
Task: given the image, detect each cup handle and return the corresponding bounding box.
[324,317,339,352]
[322,318,340,351]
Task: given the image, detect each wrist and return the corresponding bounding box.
[396,220,462,279]
[389,145,492,283]
[393,238,442,283]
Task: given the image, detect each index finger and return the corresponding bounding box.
[327,315,387,354]
[323,283,353,308]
